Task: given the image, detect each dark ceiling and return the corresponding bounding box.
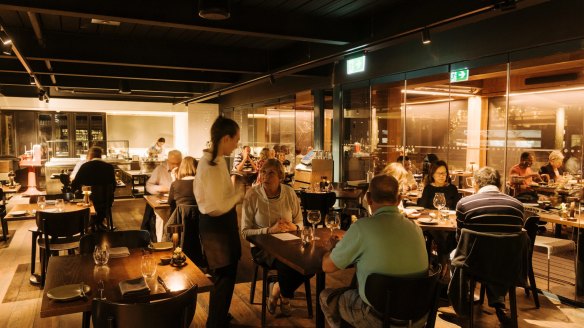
[0,0,521,103]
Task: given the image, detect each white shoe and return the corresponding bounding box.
[267,282,277,315]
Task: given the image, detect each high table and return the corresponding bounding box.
[41,249,213,328]
[144,194,172,225]
[247,228,344,328]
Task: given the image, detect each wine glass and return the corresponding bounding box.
[37,195,46,210]
[55,199,65,212]
[306,210,321,240]
[141,254,157,279]
[325,212,341,237]
[432,193,446,220]
[93,245,110,266]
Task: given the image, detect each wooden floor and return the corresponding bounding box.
[1,198,584,327]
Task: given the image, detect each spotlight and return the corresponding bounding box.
[38,89,45,101]
[29,75,36,85]
[2,42,12,55]
[118,80,131,94]
[421,28,431,45]
[0,30,11,45]
[198,0,230,20]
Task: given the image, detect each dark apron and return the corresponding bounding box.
[199,208,241,270]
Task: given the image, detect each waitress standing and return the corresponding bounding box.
[195,116,244,328]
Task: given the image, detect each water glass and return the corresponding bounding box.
[37,195,46,210]
[300,226,313,246]
[141,254,157,279]
[439,207,450,223]
[93,245,110,266]
[306,210,321,240]
[55,199,65,212]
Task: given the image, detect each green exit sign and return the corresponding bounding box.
[347,55,366,75]
[450,68,469,82]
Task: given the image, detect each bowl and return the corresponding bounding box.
[160,256,172,265]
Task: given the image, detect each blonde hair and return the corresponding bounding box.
[177,156,197,180]
[549,150,564,163]
[381,162,409,191]
[259,148,270,161]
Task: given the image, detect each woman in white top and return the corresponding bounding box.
[241,159,306,316]
[194,116,243,328]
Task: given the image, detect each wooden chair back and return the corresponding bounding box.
[300,191,336,226]
[92,284,198,328]
[37,207,90,240]
[365,265,442,328]
[79,230,151,255]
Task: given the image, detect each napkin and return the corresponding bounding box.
[272,233,300,241]
[119,277,150,297]
[109,247,130,258]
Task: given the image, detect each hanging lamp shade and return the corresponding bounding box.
[198,0,230,20]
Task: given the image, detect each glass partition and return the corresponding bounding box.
[342,85,371,181]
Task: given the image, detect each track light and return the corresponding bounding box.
[0,30,11,45]
[38,89,45,101]
[198,0,230,20]
[2,42,12,55]
[29,75,36,85]
[421,28,431,45]
[118,80,131,94]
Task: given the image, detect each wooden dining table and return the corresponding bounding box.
[41,248,213,328]
[144,194,171,223]
[247,228,344,328]
[5,202,97,221]
[407,209,457,232]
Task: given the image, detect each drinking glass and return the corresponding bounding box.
[432,193,446,219]
[37,195,46,210]
[325,212,341,237]
[439,207,450,223]
[300,226,313,246]
[93,245,110,266]
[141,254,157,279]
[55,199,65,212]
[306,210,321,240]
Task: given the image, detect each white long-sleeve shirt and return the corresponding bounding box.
[194,151,242,216]
[241,184,303,240]
[146,162,173,195]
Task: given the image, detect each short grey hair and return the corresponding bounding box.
[549,150,564,162]
[260,158,285,180]
[473,166,501,189]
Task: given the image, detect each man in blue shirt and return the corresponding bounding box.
[321,174,429,327]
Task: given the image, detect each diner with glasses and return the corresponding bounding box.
[1,2,584,328]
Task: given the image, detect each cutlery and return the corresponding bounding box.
[157,276,170,293]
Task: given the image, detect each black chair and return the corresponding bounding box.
[300,191,336,227]
[364,265,442,328]
[92,284,198,328]
[79,230,150,255]
[37,207,90,287]
[0,189,7,241]
[249,258,313,327]
[450,229,528,328]
[478,216,540,308]
[164,205,206,268]
[90,184,115,231]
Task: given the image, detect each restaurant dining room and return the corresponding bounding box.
[1,0,584,327]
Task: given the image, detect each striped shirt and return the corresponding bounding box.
[456,185,524,239]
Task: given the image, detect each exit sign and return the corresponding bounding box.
[347,55,366,75]
[450,68,469,82]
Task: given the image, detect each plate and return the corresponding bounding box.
[46,200,56,205]
[407,212,421,218]
[149,242,173,251]
[157,199,168,204]
[406,206,424,211]
[9,210,27,216]
[42,208,58,213]
[47,284,91,301]
[417,218,438,225]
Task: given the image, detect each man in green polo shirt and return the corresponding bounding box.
[320,174,428,327]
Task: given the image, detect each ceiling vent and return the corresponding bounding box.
[525,73,579,85]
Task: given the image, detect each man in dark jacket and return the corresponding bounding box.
[71,146,116,231]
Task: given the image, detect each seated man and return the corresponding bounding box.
[71,146,116,231]
[141,149,182,241]
[508,151,541,194]
[232,145,257,172]
[320,174,429,328]
[455,166,525,324]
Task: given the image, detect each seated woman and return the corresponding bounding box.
[241,159,307,316]
[362,162,410,214]
[418,160,460,210]
[539,150,565,183]
[168,156,197,213]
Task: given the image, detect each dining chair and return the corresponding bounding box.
[89,184,116,231]
[78,230,150,255]
[249,257,313,327]
[37,207,90,287]
[300,191,336,227]
[164,205,206,268]
[0,189,7,241]
[364,264,442,328]
[92,284,198,328]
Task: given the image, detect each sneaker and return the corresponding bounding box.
[267,282,277,315]
[280,297,292,317]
